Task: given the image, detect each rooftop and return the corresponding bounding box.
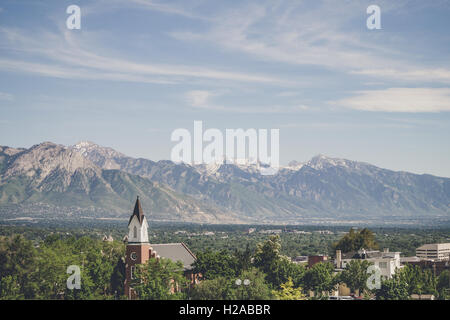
[151,243,196,270]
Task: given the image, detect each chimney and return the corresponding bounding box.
[336,250,342,269]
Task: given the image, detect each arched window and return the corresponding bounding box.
[133,225,137,238]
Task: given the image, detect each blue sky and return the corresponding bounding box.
[0,0,449,176]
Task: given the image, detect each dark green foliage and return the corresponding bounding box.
[192,250,237,280]
[333,228,378,253]
[0,223,449,300]
[376,274,410,300]
[253,235,305,288]
[132,257,188,300]
[437,270,450,299]
[190,268,272,300]
[338,259,373,294]
[0,235,125,299]
[397,264,437,296]
[303,262,337,298]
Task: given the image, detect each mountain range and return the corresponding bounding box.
[0,141,449,224]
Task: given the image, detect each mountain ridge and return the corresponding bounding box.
[0,141,448,224]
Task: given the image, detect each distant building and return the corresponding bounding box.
[247,228,256,234]
[102,234,114,242]
[314,230,333,235]
[259,229,282,234]
[292,256,308,264]
[416,243,450,261]
[308,255,328,268]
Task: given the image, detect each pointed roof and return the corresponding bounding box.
[128,196,145,226]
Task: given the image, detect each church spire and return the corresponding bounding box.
[128,196,145,226]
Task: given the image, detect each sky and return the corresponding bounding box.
[0,0,449,176]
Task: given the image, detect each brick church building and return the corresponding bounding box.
[124,197,198,299]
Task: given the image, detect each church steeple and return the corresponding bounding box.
[128,196,145,226]
[127,196,149,244]
[125,197,151,299]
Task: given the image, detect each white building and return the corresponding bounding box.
[336,248,402,279]
[416,243,450,261]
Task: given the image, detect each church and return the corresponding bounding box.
[124,196,198,299]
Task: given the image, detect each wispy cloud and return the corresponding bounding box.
[0,27,285,85]
[0,91,13,101]
[351,69,450,84]
[333,88,450,113]
[169,0,450,84]
[185,89,310,113]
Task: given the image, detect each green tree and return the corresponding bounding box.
[339,259,373,295]
[376,274,410,300]
[133,257,188,300]
[193,249,237,280]
[234,268,273,300]
[190,276,236,300]
[253,235,282,274]
[333,228,378,253]
[0,275,23,299]
[270,257,306,289]
[190,268,272,300]
[110,257,126,298]
[233,244,252,272]
[253,235,304,288]
[397,264,436,296]
[272,277,307,300]
[0,235,37,299]
[436,270,450,300]
[303,262,336,298]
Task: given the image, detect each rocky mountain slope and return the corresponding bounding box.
[0,141,448,224]
[70,141,450,223]
[0,142,240,223]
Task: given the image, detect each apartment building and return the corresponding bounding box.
[416,243,450,261]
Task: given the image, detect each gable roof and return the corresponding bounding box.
[151,243,196,270]
[128,196,145,226]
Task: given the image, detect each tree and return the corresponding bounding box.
[376,274,410,300]
[233,244,252,272]
[272,277,307,300]
[253,235,304,288]
[110,257,126,298]
[132,257,188,300]
[303,262,336,298]
[235,268,273,300]
[192,249,237,280]
[339,259,373,295]
[397,264,436,296]
[333,228,378,253]
[190,268,272,300]
[0,235,37,299]
[253,235,282,274]
[0,275,23,299]
[269,256,305,289]
[436,270,450,300]
[190,277,236,300]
